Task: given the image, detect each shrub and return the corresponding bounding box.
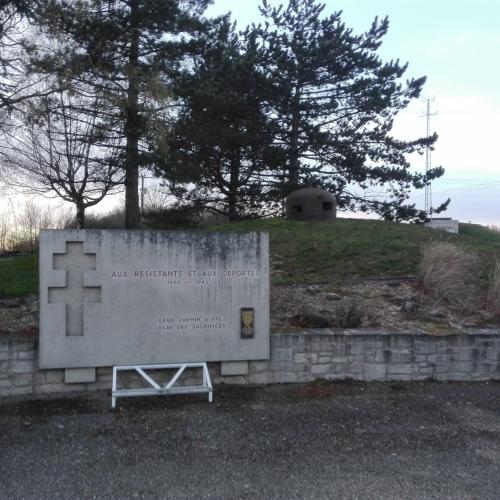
[331,298,363,328]
[143,203,203,229]
[418,242,479,309]
[291,298,364,329]
[81,208,126,229]
[291,310,331,328]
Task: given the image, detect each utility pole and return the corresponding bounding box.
[423,98,437,217]
[140,175,146,215]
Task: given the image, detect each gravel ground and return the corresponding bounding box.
[1,381,500,499]
[270,281,491,331]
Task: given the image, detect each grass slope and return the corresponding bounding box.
[1,218,500,296]
[0,254,38,297]
[209,218,500,284]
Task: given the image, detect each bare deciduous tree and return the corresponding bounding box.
[0,207,10,252]
[1,90,124,228]
[15,197,40,250]
[0,196,76,252]
[0,3,57,110]
[143,187,171,213]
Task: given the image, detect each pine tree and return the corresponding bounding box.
[258,0,448,220]
[159,18,280,221]
[33,0,212,228]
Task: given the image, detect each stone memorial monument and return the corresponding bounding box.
[39,230,270,381]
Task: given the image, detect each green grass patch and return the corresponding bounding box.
[457,223,500,252]
[0,254,38,297]
[209,218,500,284]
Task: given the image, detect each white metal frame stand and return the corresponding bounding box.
[111,362,213,409]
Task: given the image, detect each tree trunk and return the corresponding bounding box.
[228,195,237,222]
[288,88,301,192]
[76,202,85,229]
[227,154,240,222]
[124,0,141,229]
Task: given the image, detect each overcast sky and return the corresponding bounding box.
[2,1,498,225]
[208,0,500,225]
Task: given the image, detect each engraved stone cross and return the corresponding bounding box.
[48,241,101,336]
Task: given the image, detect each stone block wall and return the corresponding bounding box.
[259,330,500,383]
[1,329,500,398]
[0,336,111,396]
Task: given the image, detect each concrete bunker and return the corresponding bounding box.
[286,188,337,221]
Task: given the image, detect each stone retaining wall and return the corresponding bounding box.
[1,329,500,398]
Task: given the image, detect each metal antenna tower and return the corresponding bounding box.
[423,98,437,216]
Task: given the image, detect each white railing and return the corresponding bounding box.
[111,362,213,408]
